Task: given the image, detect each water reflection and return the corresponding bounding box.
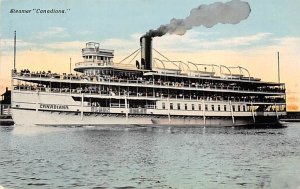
[0,123,299,188]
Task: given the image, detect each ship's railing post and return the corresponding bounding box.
[81,93,84,120]
[125,96,128,121]
[202,100,206,125]
[36,90,39,112]
[168,98,171,124]
[230,101,235,125]
[275,103,278,120]
[250,101,255,123]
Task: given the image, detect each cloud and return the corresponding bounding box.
[154,31,272,51]
[204,33,272,47]
[0,38,34,52]
[38,33,141,54]
[36,27,69,39]
[75,30,93,36]
[287,96,298,103]
[43,41,84,51]
[287,104,299,111]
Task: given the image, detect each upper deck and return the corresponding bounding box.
[12,41,286,99]
[12,68,285,97]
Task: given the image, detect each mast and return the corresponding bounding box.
[14,31,16,70]
[277,52,280,83]
[70,57,72,74]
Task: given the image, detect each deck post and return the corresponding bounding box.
[125,95,128,121]
[230,101,235,125]
[81,93,84,120]
[202,100,206,125]
[36,90,39,112]
[275,103,278,120]
[168,98,171,124]
[250,101,255,123]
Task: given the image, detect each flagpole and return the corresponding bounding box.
[277,52,280,83]
[14,31,16,70]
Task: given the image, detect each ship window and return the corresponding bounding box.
[205,104,208,111]
[89,56,92,59]
[97,56,100,60]
[224,105,227,111]
[177,103,180,110]
[192,104,194,110]
[170,103,173,110]
[198,104,201,111]
[101,56,103,60]
[211,105,215,111]
[218,105,221,111]
[243,106,246,112]
[238,106,241,112]
[185,104,187,110]
[232,105,235,111]
[162,102,165,109]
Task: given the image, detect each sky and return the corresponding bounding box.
[0,0,300,111]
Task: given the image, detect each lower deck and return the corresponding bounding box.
[11,90,286,126]
[12,108,282,127]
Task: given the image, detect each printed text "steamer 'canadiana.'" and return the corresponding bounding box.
[10,9,70,14]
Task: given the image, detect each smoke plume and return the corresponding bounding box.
[144,0,251,38]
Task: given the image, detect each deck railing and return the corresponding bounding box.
[13,73,286,95]
[13,87,286,105]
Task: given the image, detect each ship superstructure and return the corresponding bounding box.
[11,37,286,126]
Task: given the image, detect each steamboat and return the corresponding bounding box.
[11,36,286,126]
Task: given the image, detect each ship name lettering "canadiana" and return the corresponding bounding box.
[40,104,69,110]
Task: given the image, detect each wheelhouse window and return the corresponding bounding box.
[192,104,195,110]
[170,103,173,110]
[198,104,201,111]
[232,105,235,111]
[224,105,227,111]
[177,103,180,110]
[211,105,215,111]
[185,104,187,110]
[205,104,208,111]
[218,105,221,111]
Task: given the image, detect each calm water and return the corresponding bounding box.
[0,123,300,189]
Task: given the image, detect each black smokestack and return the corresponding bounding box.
[140,36,152,70]
[143,0,251,38]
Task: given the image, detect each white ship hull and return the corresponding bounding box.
[11,90,285,127]
[12,108,258,127]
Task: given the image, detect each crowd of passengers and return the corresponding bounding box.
[15,84,285,103]
[17,70,285,93]
[19,69,85,80]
